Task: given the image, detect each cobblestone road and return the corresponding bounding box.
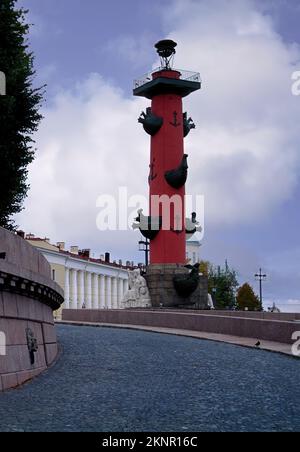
[0,325,299,432]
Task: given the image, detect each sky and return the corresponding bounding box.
[15,0,300,312]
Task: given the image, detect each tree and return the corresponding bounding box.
[0,0,43,229]
[236,283,262,311]
[199,260,210,277]
[200,260,239,310]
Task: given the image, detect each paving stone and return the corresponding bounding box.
[0,324,299,432]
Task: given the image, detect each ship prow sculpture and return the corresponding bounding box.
[133,40,208,309]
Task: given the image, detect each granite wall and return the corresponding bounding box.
[0,228,63,391]
[62,309,300,345]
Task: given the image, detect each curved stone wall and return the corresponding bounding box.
[0,228,63,391]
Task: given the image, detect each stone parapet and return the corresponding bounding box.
[62,309,299,345]
[0,227,63,391]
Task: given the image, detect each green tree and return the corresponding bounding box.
[236,283,262,311]
[199,260,210,277]
[0,0,43,229]
[200,260,239,310]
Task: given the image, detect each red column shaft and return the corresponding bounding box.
[149,90,186,265]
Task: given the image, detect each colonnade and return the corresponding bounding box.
[64,268,129,310]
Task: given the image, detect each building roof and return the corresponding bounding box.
[26,236,134,270]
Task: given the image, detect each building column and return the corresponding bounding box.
[118,278,124,309]
[123,279,129,297]
[78,270,85,309]
[106,276,112,309]
[86,272,92,309]
[70,269,78,309]
[92,274,99,309]
[64,268,70,309]
[100,275,105,309]
[112,277,118,309]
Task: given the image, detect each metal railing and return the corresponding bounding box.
[134,67,201,90]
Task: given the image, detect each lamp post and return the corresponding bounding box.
[255,268,267,308]
[139,238,150,268]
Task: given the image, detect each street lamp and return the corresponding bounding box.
[255,268,267,308]
[139,237,150,268]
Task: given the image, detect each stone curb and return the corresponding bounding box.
[56,320,300,359]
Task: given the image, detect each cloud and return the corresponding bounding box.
[17,0,300,264]
[101,33,157,71]
[165,0,300,225]
[287,299,300,305]
[17,75,148,259]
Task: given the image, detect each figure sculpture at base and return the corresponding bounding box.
[207,294,215,310]
[122,269,152,309]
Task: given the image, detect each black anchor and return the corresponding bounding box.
[148,159,158,183]
[170,111,181,128]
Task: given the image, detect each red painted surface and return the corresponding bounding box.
[149,70,186,264]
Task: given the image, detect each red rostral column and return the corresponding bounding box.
[134,40,201,265]
[150,69,185,264]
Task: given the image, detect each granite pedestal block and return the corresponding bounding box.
[145,264,208,309]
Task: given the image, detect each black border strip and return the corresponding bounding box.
[0,271,64,311]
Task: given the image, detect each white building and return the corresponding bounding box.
[186,239,201,265]
[26,237,130,316]
[26,235,202,316]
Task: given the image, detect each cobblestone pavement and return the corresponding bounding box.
[0,325,299,432]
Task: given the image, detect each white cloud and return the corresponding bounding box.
[165,0,300,225]
[287,299,300,305]
[101,33,156,71]
[17,0,300,261]
[17,75,148,259]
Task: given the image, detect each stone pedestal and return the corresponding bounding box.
[145,264,208,309]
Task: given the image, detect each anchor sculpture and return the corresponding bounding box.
[170,111,181,128]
